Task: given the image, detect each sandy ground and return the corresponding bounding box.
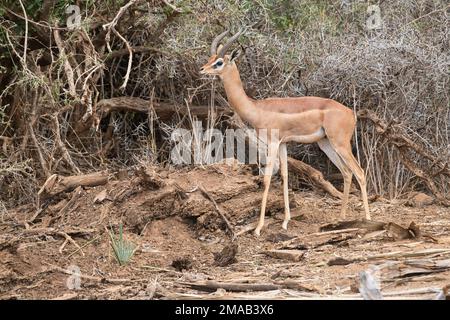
[0,163,449,300]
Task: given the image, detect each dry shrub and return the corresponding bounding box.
[0,0,448,208]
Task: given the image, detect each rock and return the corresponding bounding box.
[213,243,238,267]
[407,192,434,207]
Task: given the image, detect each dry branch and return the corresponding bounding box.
[382,258,450,281]
[199,185,235,239]
[181,280,323,293]
[53,29,76,97]
[102,0,140,89]
[287,157,343,199]
[103,46,166,60]
[96,97,229,121]
[51,114,80,174]
[38,172,109,198]
[180,280,280,292]
[358,109,449,206]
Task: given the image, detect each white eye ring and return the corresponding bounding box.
[213,59,224,68]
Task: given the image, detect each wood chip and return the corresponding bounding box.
[264,249,304,262]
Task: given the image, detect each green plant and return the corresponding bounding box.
[109,224,136,266]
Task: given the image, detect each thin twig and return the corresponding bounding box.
[17,0,28,65]
[53,28,76,97]
[198,185,235,239]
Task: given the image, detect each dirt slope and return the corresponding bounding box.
[1,162,449,299]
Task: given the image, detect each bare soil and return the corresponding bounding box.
[1,162,449,300]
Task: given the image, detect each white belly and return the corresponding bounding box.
[282,127,326,144]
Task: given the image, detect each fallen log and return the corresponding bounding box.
[287,157,343,199]
[38,172,109,198]
[96,97,230,121]
[181,280,323,293]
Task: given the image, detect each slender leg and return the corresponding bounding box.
[279,143,290,229]
[255,143,278,236]
[333,143,371,220]
[340,173,352,219]
[317,139,353,219]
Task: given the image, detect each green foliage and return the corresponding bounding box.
[109,224,136,266]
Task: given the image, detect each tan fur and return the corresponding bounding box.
[201,52,371,236]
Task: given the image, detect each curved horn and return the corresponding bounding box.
[210,30,229,55]
[218,28,245,58]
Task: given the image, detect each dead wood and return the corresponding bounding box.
[96,97,229,122]
[51,113,80,174]
[278,227,361,250]
[358,109,449,206]
[375,248,450,260]
[320,219,386,232]
[180,280,280,292]
[181,279,324,293]
[385,221,420,240]
[264,249,304,262]
[273,280,323,293]
[287,157,343,199]
[320,219,422,241]
[103,46,166,60]
[50,186,84,224]
[327,257,354,266]
[67,235,102,258]
[382,258,450,280]
[353,248,450,265]
[53,30,76,97]
[38,172,109,198]
[398,152,449,206]
[199,185,235,239]
[22,227,95,237]
[358,109,449,177]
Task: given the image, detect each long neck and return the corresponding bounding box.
[220,64,261,126]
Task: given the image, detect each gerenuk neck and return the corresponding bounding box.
[220,64,262,127]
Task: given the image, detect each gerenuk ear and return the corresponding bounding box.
[230,48,241,62]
